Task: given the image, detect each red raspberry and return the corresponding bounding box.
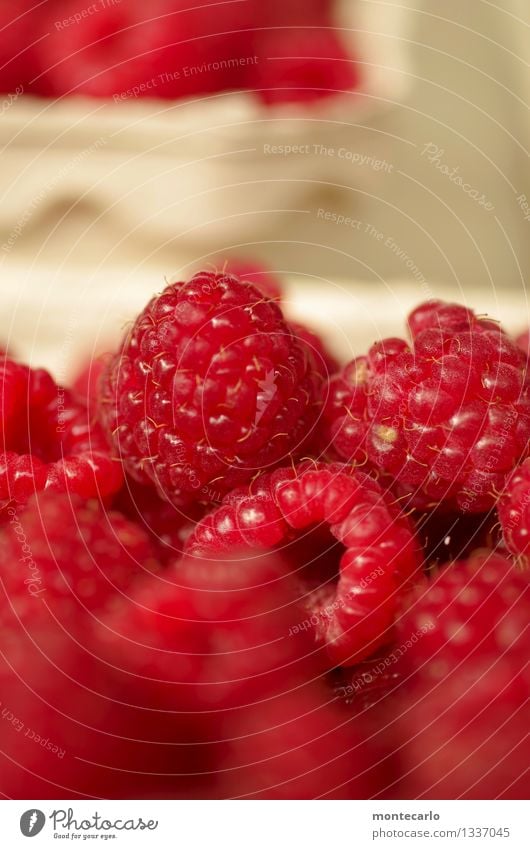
[184,461,422,666]
[322,301,530,512]
[391,551,529,799]
[0,602,197,799]
[0,491,156,621]
[215,684,379,799]
[0,360,122,504]
[95,551,312,714]
[498,458,530,561]
[0,495,190,799]
[98,271,321,506]
[37,0,256,99]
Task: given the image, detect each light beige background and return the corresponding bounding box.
[0,0,529,372]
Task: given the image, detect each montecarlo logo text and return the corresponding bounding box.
[50,808,158,833]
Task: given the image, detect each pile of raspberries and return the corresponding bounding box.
[0,268,528,800]
[0,1,358,104]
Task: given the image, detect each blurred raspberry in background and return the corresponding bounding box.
[0,0,359,104]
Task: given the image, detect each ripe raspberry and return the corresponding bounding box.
[37,0,256,99]
[184,461,422,666]
[0,494,192,799]
[0,491,156,621]
[98,271,321,506]
[498,458,530,561]
[215,684,379,799]
[323,301,530,512]
[391,551,529,799]
[0,360,123,504]
[0,593,196,799]
[95,550,312,714]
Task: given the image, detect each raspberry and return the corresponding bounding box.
[0,494,187,799]
[0,491,156,621]
[94,550,383,799]
[215,684,379,799]
[96,551,312,714]
[98,271,321,506]
[0,602,196,799]
[184,461,422,665]
[322,301,530,512]
[37,0,256,99]
[498,458,530,561]
[390,551,529,798]
[0,360,123,505]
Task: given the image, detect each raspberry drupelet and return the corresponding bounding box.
[0,360,122,505]
[498,457,530,561]
[322,300,530,512]
[184,460,422,666]
[98,271,322,507]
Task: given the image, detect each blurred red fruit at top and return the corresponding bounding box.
[36,0,257,99]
